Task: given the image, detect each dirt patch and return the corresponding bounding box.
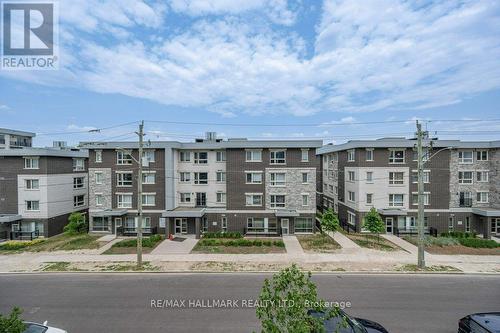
[346,233,401,251]
[297,234,341,253]
[191,245,285,254]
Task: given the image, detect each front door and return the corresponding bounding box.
[385,217,393,234]
[281,219,289,235]
[492,218,500,235]
[175,218,187,234]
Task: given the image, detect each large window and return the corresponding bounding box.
[347,149,355,162]
[389,194,404,207]
[142,194,156,206]
[194,172,208,184]
[389,150,405,164]
[246,150,262,162]
[73,158,85,171]
[194,152,208,164]
[73,195,85,207]
[92,217,109,232]
[365,149,374,161]
[142,150,155,163]
[458,151,473,164]
[477,191,489,203]
[25,179,39,190]
[247,217,265,232]
[270,150,286,164]
[179,172,191,183]
[216,171,226,183]
[476,171,489,182]
[142,172,156,184]
[24,157,39,169]
[411,170,430,183]
[26,200,39,211]
[411,192,430,205]
[216,192,226,203]
[117,194,133,208]
[476,150,488,161]
[348,191,355,202]
[270,172,286,186]
[301,149,309,162]
[216,151,226,162]
[179,151,191,162]
[389,172,404,185]
[117,172,133,186]
[73,177,85,189]
[95,150,102,163]
[245,193,263,206]
[458,171,473,184]
[295,218,313,233]
[246,172,262,184]
[117,151,133,165]
[180,193,191,203]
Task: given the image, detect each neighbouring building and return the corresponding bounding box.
[317,137,500,239]
[0,135,88,240]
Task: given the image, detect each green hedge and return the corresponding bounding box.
[439,232,477,238]
[0,239,45,250]
[113,234,163,248]
[458,238,500,249]
[202,232,243,239]
[198,238,284,247]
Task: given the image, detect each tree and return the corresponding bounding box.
[363,208,385,243]
[63,212,87,234]
[0,307,26,333]
[318,208,340,234]
[256,264,342,333]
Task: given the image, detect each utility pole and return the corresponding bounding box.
[416,121,426,269]
[136,120,144,269]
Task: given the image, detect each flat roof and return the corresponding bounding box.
[317,138,500,154]
[0,128,36,137]
[0,214,22,223]
[162,207,206,218]
[472,208,500,217]
[0,147,88,158]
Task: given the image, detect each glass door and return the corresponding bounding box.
[385,217,393,234]
[175,218,188,234]
[281,219,289,235]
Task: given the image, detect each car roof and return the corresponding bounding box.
[470,313,500,331]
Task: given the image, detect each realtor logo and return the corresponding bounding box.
[1,1,59,70]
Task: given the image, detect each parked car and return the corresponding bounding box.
[458,313,500,333]
[23,321,67,333]
[309,309,389,333]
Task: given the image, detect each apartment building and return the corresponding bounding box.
[80,133,322,238]
[317,138,500,239]
[0,138,88,240]
[0,128,35,149]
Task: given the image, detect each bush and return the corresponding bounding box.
[423,236,460,247]
[440,232,477,239]
[458,238,500,249]
[0,239,45,250]
[202,232,242,239]
[198,238,284,247]
[274,240,285,247]
[64,212,87,234]
[0,307,26,333]
[113,235,163,248]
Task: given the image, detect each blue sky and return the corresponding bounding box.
[1,0,500,147]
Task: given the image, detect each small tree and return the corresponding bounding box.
[363,208,385,243]
[256,264,342,333]
[0,307,26,333]
[63,212,87,234]
[318,208,340,234]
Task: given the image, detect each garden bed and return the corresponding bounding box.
[102,235,164,254]
[191,238,286,254]
[346,233,401,251]
[0,233,103,253]
[404,236,500,255]
[296,233,341,253]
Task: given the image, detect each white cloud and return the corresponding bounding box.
[0,105,10,110]
[321,116,356,126]
[67,124,98,132]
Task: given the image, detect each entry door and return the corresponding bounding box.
[385,217,393,234]
[175,218,188,234]
[281,219,289,235]
[493,218,500,235]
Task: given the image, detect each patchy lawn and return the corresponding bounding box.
[191,238,286,254]
[0,233,103,253]
[102,235,164,255]
[347,233,401,251]
[397,264,461,272]
[297,233,341,253]
[404,236,500,255]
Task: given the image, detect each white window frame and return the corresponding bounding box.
[366,193,373,205]
[389,194,404,207]
[366,171,373,182]
[194,172,208,185]
[73,158,85,171]
[458,171,473,184]
[348,171,355,182]
[389,149,405,164]
[458,151,473,164]
[142,171,156,184]
[365,148,374,161]
[411,170,430,183]
[476,191,489,203]
[269,172,286,187]
[301,172,309,184]
[301,149,309,162]
[216,192,226,203]
[270,150,286,165]
[142,150,155,163]
[347,149,355,162]
[25,179,39,190]
[73,195,85,207]
[301,193,309,206]
[389,172,404,185]
[95,193,103,206]
[193,151,208,164]
[179,193,191,203]
[476,150,488,161]
[245,193,263,206]
[221,217,227,232]
[95,172,103,185]
[179,151,191,162]
[412,192,430,206]
[270,194,286,208]
[24,157,39,169]
[245,171,263,184]
[179,172,191,183]
[245,150,262,162]
[73,177,85,189]
[216,171,226,183]
[348,191,355,202]
[347,212,355,226]
[26,200,40,211]
[116,151,133,165]
[216,151,226,162]
[141,193,156,206]
[95,150,102,163]
[117,172,133,187]
[476,171,489,182]
[117,194,133,208]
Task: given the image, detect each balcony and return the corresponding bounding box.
[244,227,281,237]
[117,226,157,236]
[459,198,473,208]
[10,229,40,240]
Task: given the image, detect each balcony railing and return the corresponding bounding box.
[117,226,157,236]
[244,227,280,237]
[10,229,40,240]
[459,198,473,207]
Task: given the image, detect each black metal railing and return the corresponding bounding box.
[394,227,431,237]
[117,226,157,236]
[10,229,40,241]
[0,230,8,240]
[244,227,281,237]
[339,219,356,234]
[459,198,473,207]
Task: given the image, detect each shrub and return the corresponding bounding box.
[113,235,163,248]
[440,232,477,239]
[64,212,87,234]
[458,238,500,249]
[0,239,45,250]
[0,307,26,333]
[262,240,272,247]
[274,240,285,247]
[202,232,242,239]
[420,236,459,247]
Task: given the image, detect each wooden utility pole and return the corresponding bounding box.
[136,120,144,269]
[416,121,426,269]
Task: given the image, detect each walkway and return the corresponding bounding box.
[282,235,305,258]
[381,234,418,254]
[150,237,198,255]
[492,236,500,244]
[328,231,360,249]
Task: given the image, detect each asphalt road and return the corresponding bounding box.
[0,273,499,333]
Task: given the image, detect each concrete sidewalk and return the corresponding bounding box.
[381,234,418,254]
[282,236,305,257]
[328,231,360,249]
[151,237,198,255]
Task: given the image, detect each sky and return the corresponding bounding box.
[1,0,500,147]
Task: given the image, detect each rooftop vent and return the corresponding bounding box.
[53,141,67,148]
[205,132,217,141]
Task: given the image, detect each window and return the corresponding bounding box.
[270,173,286,186]
[247,217,265,231]
[301,172,309,184]
[73,177,85,189]
[302,194,309,206]
[179,151,191,162]
[180,193,191,203]
[411,170,430,183]
[216,151,226,162]
[412,192,430,205]
[95,150,102,163]
[295,218,313,233]
[194,172,208,185]
[116,151,133,165]
[270,195,286,208]
[465,217,470,233]
[73,158,85,171]
[25,179,39,190]
[334,186,338,195]
[477,191,489,203]
[216,171,226,183]
[366,172,373,182]
[246,172,263,184]
[194,152,208,164]
[476,150,488,161]
[95,172,103,184]
[216,192,226,203]
[389,172,404,185]
[142,172,155,184]
[347,212,355,225]
[476,171,489,182]
[348,171,355,181]
[73,195,85,207]
[221,217,227,232]
[142,150,155,163]
[117,194,133,208]
[389,150,405,163]
[365,149,373,161]
[448,217,454,232]
[301,149,309,162]
[348,191,355,202]
[142,194,156,206]
[26,200,39,211]
[246,150,262,162]
[458,151,473,164]
[270,150,286,164]
[412,149,429,162]
[24,157,39,169]
[366,193,373,205]
[389,194,404,207]
[245,193,263,206]
[458,171,473,184]
[179,172,191,183]
[92,217,109,232]
[95,194,103,206]
[117,172,133,186]
[347,149,355,162]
